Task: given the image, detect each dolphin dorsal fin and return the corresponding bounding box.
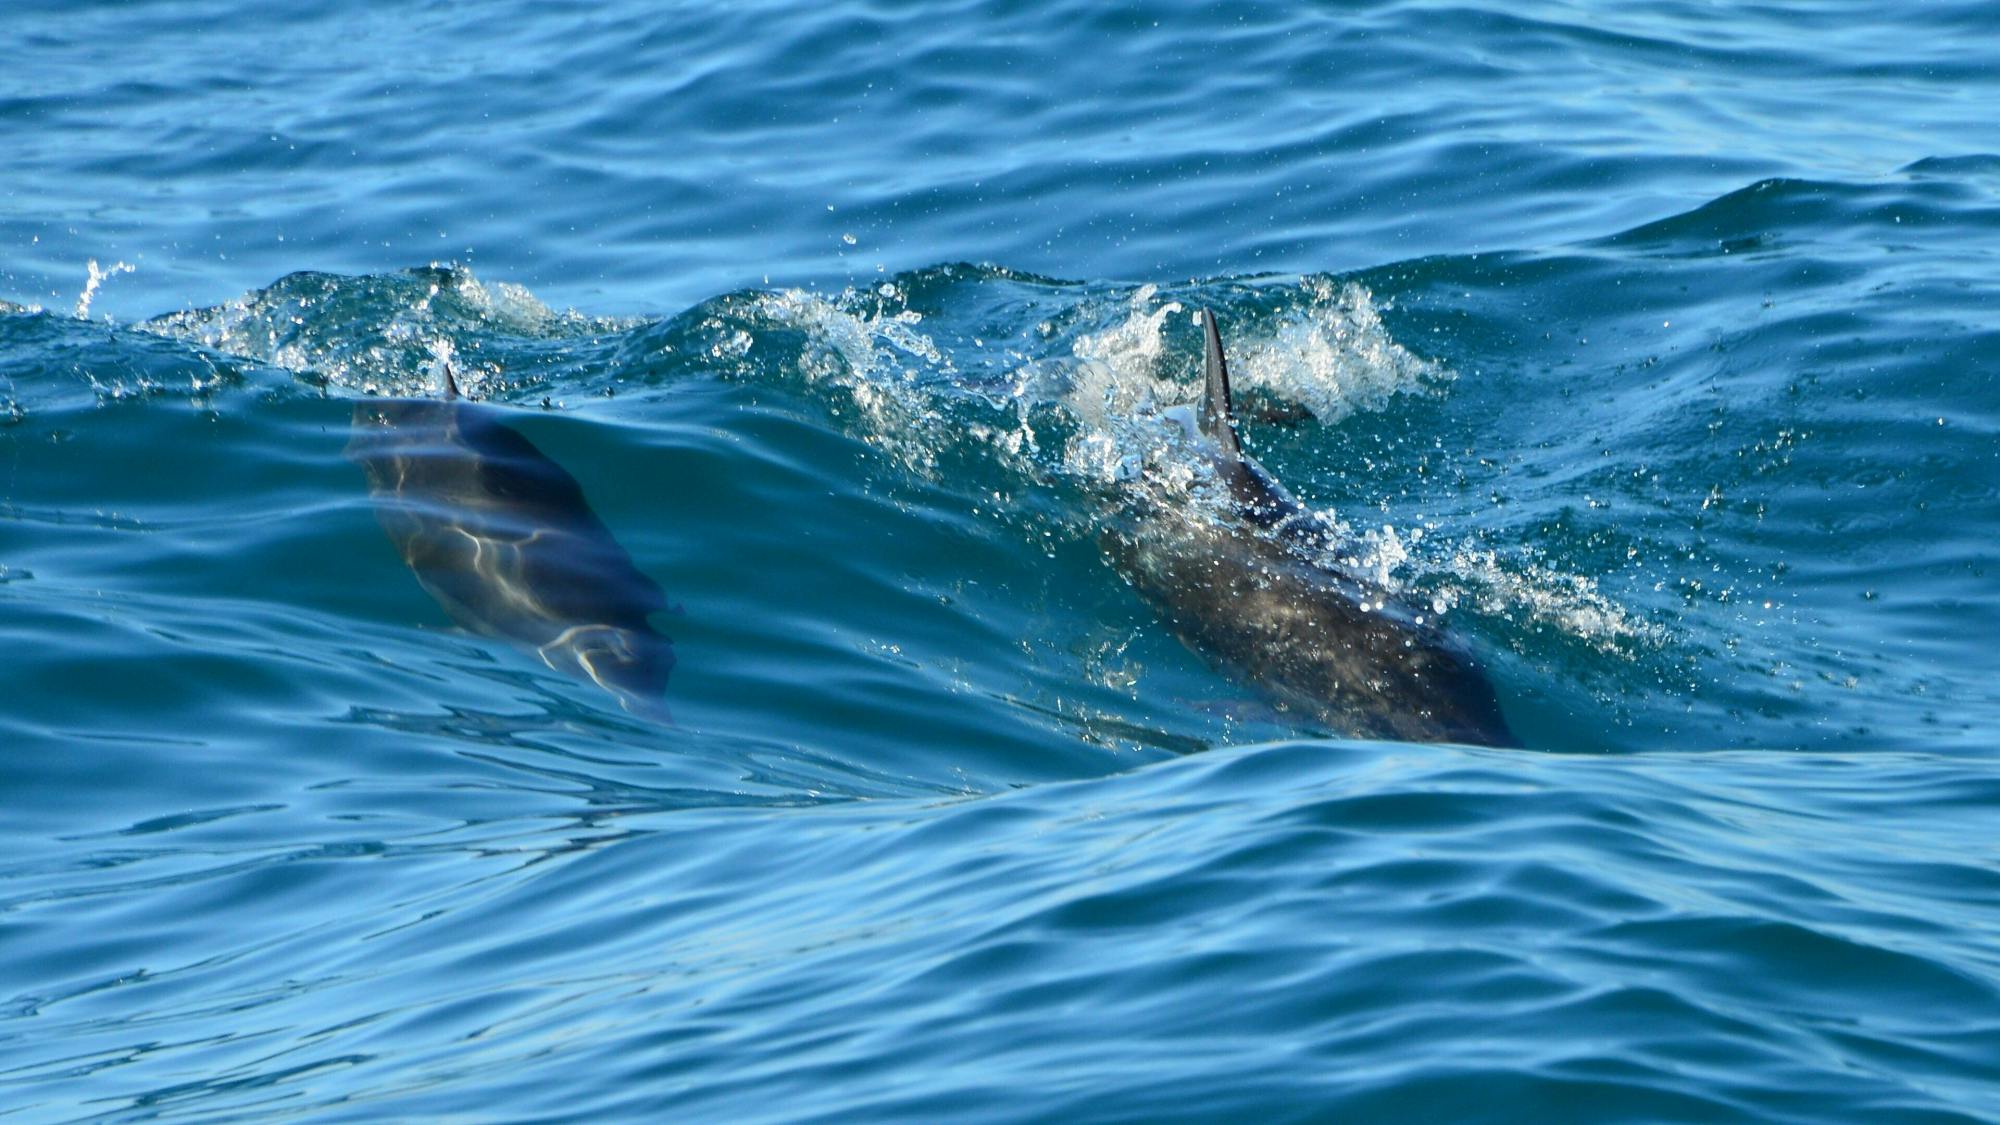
[441,361,462,400]
[1198,309,1243,460]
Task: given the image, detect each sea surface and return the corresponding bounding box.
[5,1,2000,1120]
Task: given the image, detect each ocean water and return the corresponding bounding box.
[5,0,2000,1119]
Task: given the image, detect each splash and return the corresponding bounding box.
[752,285,956,474]
[1061,286,1188,486]
[1056,280,1442,501]
[729,276,1448,499]
[1231,279,1446,422]
[75,259,134,319]
[1068,284,1186,421]
[1433,544,1668,653]
[140,264,628,396]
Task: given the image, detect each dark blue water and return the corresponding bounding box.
[6,1,2000,1120]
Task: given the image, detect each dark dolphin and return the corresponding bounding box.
[348,366,675,717]
[1104,311,1516,747]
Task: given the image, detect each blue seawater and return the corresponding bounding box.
[5,1,2000,1119]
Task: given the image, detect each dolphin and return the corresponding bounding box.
[1103,310,1516,747]
[347,366,675,717]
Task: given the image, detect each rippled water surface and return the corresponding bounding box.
[6,1,2000,1120]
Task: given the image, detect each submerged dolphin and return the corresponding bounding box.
[348,366,675,716]
[1104,311,1516,747]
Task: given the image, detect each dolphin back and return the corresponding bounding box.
[350,390,675,711]
[1106,311,1517,747]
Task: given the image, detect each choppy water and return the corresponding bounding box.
[6,1,2000,1120]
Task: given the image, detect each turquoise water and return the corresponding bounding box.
[6,1,2000,1119]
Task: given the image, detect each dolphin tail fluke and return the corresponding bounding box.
[1198,308,1243,460]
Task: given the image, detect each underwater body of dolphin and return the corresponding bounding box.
[1104,311,1516,747]
[348,368,675,716]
